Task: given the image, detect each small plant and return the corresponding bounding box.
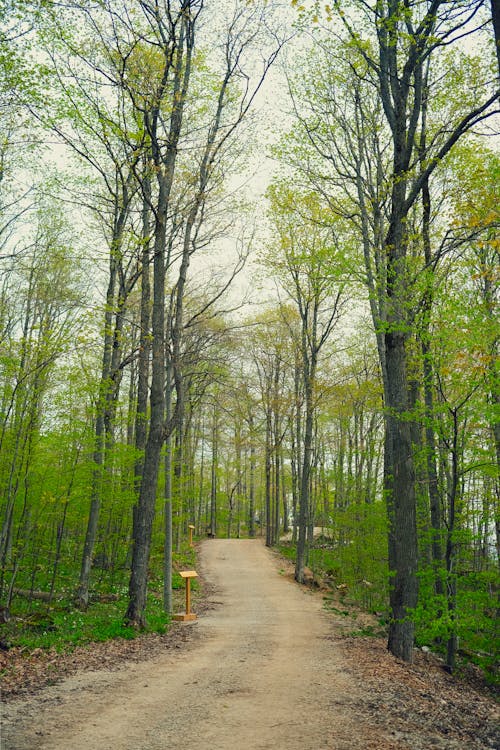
[350,624,385,638]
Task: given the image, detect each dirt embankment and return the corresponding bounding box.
[1,539,499,750]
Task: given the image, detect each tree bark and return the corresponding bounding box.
[295,353,316,584]
[210,403,218,538]
[134,164,152,487]
[125,178,168,627]
[248,410,256,537]
[384,179,418,662]
[125,9,195,627]
[265,397,272,547]
[491,0,500,76]
[163,360,173,614]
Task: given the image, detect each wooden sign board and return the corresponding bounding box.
[174,569,198,622]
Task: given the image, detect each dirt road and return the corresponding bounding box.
[2,539,499,750]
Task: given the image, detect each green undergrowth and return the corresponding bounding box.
[277,534,388,614]
[0,541,198,653]
[278,536,499,687]
[1,595,171,652]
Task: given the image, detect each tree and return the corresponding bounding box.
[491,0,500,74]
[125,0,284,625]
[124,0,201,627]
[0,198,88,607]
[251,309,293,546]
[26,4,155,607]
[263,186,348,581]
[333,0,498,662]
[287,0,499,661]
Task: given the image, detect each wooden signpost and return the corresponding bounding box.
[173,570,198,622]
[188,524,195,547]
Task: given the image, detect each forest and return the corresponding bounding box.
[0,0,499,683]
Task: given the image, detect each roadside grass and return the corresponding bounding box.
[0,541,198,653]
[1,596,170,652]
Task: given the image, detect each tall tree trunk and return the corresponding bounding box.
[197,421,205,535]
[248,411,256,537]
[134,166,152,487]
[445,408,460,672]
[491,0,500,76]
[174,426,183,553]
[292,359,302,544]
[422,344,444,589]
[125,180,168,627]
[210,403,218,538]
[274,449,281,545]
[265,400,272,548]
[384,343,418,665]
[418,71,445,595]
[384,188,419,662]
[295,355,316,584]
[163,360,173,614]
[125,11,194,627]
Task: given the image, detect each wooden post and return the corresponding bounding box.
[173,570,198,622]
[188,524,195,547]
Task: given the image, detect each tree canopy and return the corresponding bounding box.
[0,0,498,678]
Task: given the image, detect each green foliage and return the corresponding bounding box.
[1,594,172,651]
[0,0,498,686]
[279,501,389,613]
[324,503,389,610]
[0,539,198,651]
[415,564,499,684]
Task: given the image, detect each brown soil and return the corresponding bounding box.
[1,539,499,750]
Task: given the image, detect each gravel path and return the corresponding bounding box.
[2,539,499,750]
[1,540,360,749]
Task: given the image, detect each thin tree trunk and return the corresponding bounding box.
[126,12,194,627]
[248,411,256,538]
[134,166,152,486]
[491,0,500,76]
[265,399,272,548]
[419,72,445,596]
[295,356,316,584]
[163,360,173,614]
[445,409,460,673]
[126,166,171,627]
[210,404,218,538]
